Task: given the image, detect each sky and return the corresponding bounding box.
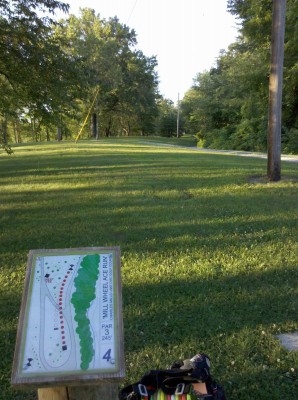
[57,0,239,102]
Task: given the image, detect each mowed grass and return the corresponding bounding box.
[0,138,297,399]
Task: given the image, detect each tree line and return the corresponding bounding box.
[1,0,297,153]
[0,0,164,145]
[181,0,298,153]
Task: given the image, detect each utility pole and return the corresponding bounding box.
[267,0,287,181]
[176,93,180,138]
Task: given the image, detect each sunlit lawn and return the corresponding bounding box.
[0,138,297,399]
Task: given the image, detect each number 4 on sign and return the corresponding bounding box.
[103,349,112,362]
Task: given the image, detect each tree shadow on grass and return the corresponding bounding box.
[122,266,298,350]
[0,180,296,256]
[1,145,297,399]
[121,268,297,399]
[224,365,298,399]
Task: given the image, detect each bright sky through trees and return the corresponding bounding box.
[57,0,238,102]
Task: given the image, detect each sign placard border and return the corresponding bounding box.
[11,247,125,389]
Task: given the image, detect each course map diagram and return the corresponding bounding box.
[17,250,119,379]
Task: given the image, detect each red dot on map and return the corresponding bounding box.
[67,271,70,274]
[60,316,63,319]
[62,336,65,339]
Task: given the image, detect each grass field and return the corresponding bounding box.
[0,137,297,399]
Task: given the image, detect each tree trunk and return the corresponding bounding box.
[95,96,99,140]
[1,117,8,144]
[267,0,287,181]
[91,113,97,138]
[13,121,17,143]
[13,120,21,143]
[31,118,35,142]
[57,126,62,141]
[105,118,112,137]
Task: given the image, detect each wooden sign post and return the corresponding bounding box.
[11,247,124,399]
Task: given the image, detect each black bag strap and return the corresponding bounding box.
[119,368,227,399]
[119,368,194,399]
[161,376,199,394]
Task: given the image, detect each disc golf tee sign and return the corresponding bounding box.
[12,247,124,388]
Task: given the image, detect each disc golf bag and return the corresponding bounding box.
[119,353,227,400]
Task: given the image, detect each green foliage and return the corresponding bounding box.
[156,98,177,136]
[283,127,298,154]
[182,0,298,153]
[1,5,159,142]
[0,0,83,144]
[0,1,72,111]
[0,142,13,154]
[55,9,159,138]
[227,0,272,42]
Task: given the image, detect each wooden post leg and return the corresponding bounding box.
[38,387,68,400]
